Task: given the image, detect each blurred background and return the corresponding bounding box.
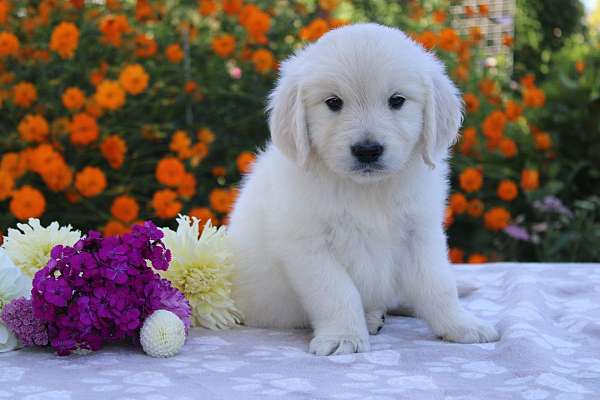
[0,0,599,262]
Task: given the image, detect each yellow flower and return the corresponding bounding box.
[161,215,242,330]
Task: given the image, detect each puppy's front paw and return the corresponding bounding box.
[366,310,385,335]
[439,313,500,344]
[309,334,370,356]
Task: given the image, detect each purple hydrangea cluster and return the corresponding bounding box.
[31,221,191,356]
[1,297,49,346]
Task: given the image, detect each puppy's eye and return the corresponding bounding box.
[388,93,406,110]
[325,96,343,112]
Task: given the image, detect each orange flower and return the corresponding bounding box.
[165,43,184,63]
[197,128,215,144]
[523,87,546,108]
[178,173,196,198]
[18,114,49,142]
[26,144,60,174]
[223,0,243,15]
[95,80,125,110]
[534,132,552,151]
[190,143,209,167]
[0,32,20,57]
[415,31,437,50]
[210,188,235,213]
[433,10,446,23]
[497,180,518,201]
[103,220,130,236]
[198,0,217,15]
[505,100,522,121]
[484,207,511,231]
[482,111,506,146]
[449,247,464,263]
[75,166,107,197]
[300,18,329,42]
[40,156,72,192]
[459,167,483,193]
[236,151,256,174]
[62,87,86,111]
[468,253,488,264]
[464,5,475,17]
[0,170,14,201]
[463,93,480,113]
[10,185,46,220]
[170,130,192,159]
[99,15,130,47]
[68,113,98,146]
[119,64,149,95]
[184,80,198,93]
[251,49,275,74]
[499,138,518,158]
[135,34,157,58]
[242,7,271,44]
[1,152,27,179]
[13,82,37,108]
[478,78,497,97]
[212,166,226,177]
[0,0,10,24]
[212,34,236,58]
[449,192,468,214]
[521,169,539,191]
[111,195,139,223]
[478,4,489,16]
[520,73,536,89]
[467,199,484,218]
[189,207,217,225]
[100,134,127,169]
[50,22,79,59]
[502,34,513,47]
[152,189,182,219]
[438,28,460,52]
[459,127,477,155]
[469,26,483,42]
[156,157,186,187]
[575,60,585,74]
[444,207,454,229]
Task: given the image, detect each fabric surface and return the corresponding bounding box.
[1,263,599,400]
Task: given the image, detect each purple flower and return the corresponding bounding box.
[503,224,530,241]
[43,278,72,307]
[1,298,49,346]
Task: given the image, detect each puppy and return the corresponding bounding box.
[228,23,499,356]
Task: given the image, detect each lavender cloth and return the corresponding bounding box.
[1,263,599,400]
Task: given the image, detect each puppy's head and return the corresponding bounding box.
[268,23,463,182]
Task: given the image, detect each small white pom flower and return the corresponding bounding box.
[140,310,186,358]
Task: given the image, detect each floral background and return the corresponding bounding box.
[0,0,598,262]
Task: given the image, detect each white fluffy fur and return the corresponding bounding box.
[228,23,499,356]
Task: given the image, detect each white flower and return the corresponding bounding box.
[2,218,81,277]
[0,249,31,352]
[161,215,242,330]
[140,310,186,358]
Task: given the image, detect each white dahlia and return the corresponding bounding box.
[161,215,242,330]
[140,310,186,358]
[2,218,81,277]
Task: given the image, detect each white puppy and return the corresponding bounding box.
[228,23,499,356]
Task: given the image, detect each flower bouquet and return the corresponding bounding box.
[0,218,228,357]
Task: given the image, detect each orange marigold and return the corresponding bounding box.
[62,87,86,111]
[111,195,139,223]
[119,64,149,95]
[300,18,329,42]
[212,34,236,58]
[463,93,480,113]
[534,132,552,151]
[135,34,157,58]
[0,32,20,57]
[251,49,275,74]
[502,34,513,47]
[449,192,468,214]
[438,28,460,52]
[499,138,518,158]
[222,0,243,15]
[170,130,192,159]
[156,157,186,187]
[69,113,99,146]
[1,152,27,179]
[505,100,522,121]
[415,31,437,50]
[10,185,46,220]
[478,4,489,16]
[484,207,511,231]
[152,189,182,219]
[75,166,107,197]
[197,128,215,144]
[521,169,539,191]
[99,14,130,47]
[459,127,477,154]
[95,80,125,110]
[177,173,196,198]
[482,111,506,144]
[448,247,464,264]
[210,188,235,213]
[104,220,130,236]
[40,158,72,192]
[0,169,14,201]
[468,253,488,264]
[100,134,127,169]
[236,151,256,174]
[18,114,49,142]
[242,8,271,44]
[198,0,217,15]
[469,26,483,42]
[575,60,585,74]
[165,43,184,63]
[497,180,518,202]
[459,167,483,193]
[467,199,484,218]
[433,9,446,23]
[523,87,545,108]
[189,207,217,225]
[13,82,37,108]
[50,22,79,59]
[478,78,497,97]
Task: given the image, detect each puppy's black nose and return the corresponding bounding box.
[351,141,384,163]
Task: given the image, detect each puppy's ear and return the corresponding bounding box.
[421,65,463,168]
[267,73,310,166]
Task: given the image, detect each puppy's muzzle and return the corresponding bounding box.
[351,140,384,164]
